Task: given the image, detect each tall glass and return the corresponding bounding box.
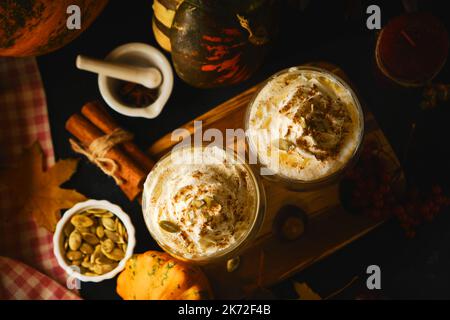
[142,145,266,264]
[245,66,365,191]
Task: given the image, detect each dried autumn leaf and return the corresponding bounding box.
[0,142,86,232]
[294,282,322,300]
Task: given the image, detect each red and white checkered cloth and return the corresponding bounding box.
[0,57,80,300]
[0,257,80,300]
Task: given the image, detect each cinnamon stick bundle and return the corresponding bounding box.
[81,101,155,172]
[66,101,154,200]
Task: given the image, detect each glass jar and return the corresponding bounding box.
[245,66,365,191]
[142,145,266,264]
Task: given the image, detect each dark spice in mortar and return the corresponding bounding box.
[118,80,158,108]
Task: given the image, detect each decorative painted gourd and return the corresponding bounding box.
[116,251,213,300]
[170,0,278,88]
[152,0,184,52]
[0,0,108,57]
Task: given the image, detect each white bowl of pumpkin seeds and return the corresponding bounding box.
[53,199,136,282]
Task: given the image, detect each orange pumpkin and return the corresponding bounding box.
[117,251,213,300]
[0,0,108,57]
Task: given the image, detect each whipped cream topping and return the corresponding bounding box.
[247,68,362,181]
[143,146,258,259]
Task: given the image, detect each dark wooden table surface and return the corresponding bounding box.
[37,0,450,299]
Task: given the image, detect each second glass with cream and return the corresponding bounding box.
[142,146,265,264]
[246,66,364,190]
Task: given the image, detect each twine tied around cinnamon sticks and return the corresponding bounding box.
[66,101,155,201]
[69,128,133,185]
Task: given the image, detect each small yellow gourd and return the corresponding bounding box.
[116,251,213,300]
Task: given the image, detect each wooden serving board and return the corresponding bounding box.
[147,63,401,299]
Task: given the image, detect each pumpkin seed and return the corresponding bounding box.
[64,240,69,251]
[203,196,214,207]
[63,223,74,237]
[192,199,205,208]
[104,229,121,243]
[93,264,103,275]
[96,212,114,218]
[159,220,180,233]
[71,259,81,266]
[87,208,113,218]
[227,256,240,273]
[74,226,90,233]
[101,263,117,273]
[90,245,102,264]
[85,208,107,214]
[93,263,116,275]
[102,212,114,218]
[66,250,83,261]
[80,243,94,255]
[95,255,114,265]
[101,239,115,254]
[114,217,119,232]
[102,217,116,231]
[121,243,128,253]
[117,221,124,236]
[275,138,294,151]
[82,232,99,245]
[103,248,125,261]
[71,214,94,228]
[96,226,105,239]
[82,260,94,270]
[68,230,82,251]
[84,272,97,276]
[298,116,306,128]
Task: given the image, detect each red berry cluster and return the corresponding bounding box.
[393,185,450,238]
[342,140,450,238]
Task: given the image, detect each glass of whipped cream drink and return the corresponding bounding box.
[246,66,364,190]
[142,145,266,264]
